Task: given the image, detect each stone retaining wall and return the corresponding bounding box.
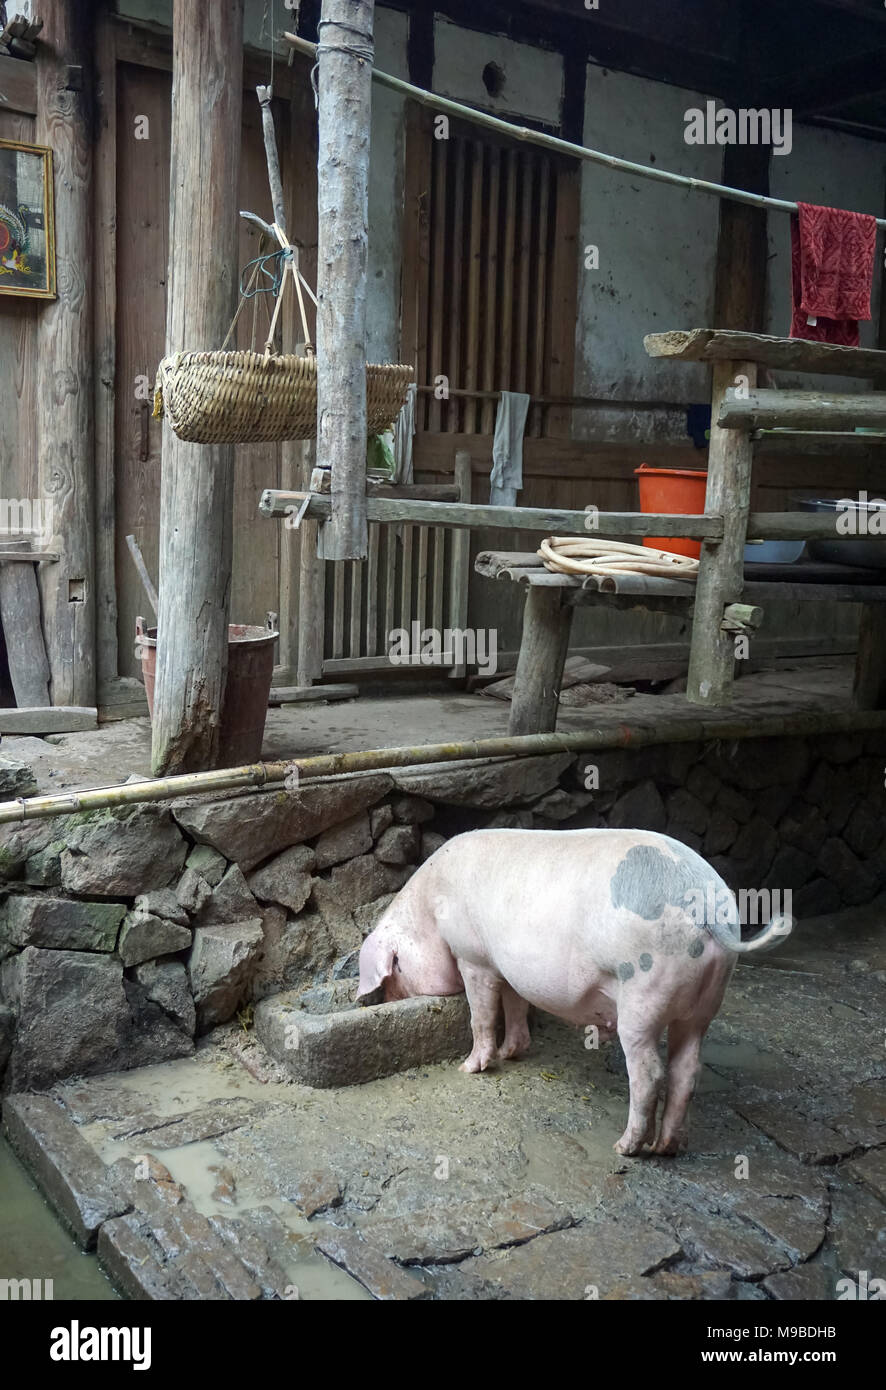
[2,730,884,1092]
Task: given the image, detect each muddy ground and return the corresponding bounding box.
[12,894,881,1301]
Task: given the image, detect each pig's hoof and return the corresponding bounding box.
[460,1050,496,1073]
[613,1135,645,1157]
[652,1134,687,1156]
[498,1033,531,1061]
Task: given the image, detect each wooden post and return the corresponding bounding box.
[151,0,244,774]
[449,450,472,679]
[315,0,375,561]
[93,14,119,696]
[713,143,769,332]
[854,606,886,710]
[296,442,326,686]
[35,0,96,707]
[687,359,757,706]
[508,587,574,736]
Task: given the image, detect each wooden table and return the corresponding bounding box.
[476,550,886,735]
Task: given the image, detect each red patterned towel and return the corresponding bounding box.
[790,202,876,346]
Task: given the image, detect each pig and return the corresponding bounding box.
[357,827,793,1156]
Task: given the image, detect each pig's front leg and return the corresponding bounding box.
[499,982,531,1060]
[458,961,502,1073]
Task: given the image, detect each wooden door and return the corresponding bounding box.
[113,61,310,678]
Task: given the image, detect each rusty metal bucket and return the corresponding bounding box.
[135,616,278,766]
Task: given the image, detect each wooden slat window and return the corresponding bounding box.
[412,120,571,438]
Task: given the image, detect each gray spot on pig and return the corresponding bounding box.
[687,938,705,959]
[639,952,653,972]
[617,961,635,981]
[610,843,729,929]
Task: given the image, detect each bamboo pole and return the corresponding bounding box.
[4,709,886,826]
[284,32,886,230]
[315,0,375,561]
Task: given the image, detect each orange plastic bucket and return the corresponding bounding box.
[634,463,708,559]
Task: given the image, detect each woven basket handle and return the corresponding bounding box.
[263,225,314,359]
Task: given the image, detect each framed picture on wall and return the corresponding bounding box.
[0,138,56,300]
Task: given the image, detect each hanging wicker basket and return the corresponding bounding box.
[153,350,413,445]
[153,221,413,445]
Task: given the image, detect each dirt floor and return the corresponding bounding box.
[20,892,884,1302]
[2,659,859,796]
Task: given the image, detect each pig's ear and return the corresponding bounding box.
[356,934,396,1000]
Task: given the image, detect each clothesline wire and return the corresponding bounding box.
[283,31,886,231]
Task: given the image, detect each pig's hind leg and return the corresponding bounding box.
[458,960,503,1073]
[652,1021,704,1156]
[498,982,532,1060]
[613,1009,666,1157]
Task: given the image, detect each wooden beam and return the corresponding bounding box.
[269,683,358,704]
[296,441,326,686]
[35,0,96,709]
[713,143,769,333]
[769,46,886,117]
[645,329,886,379]
[0,706,97,734]
[152,0,244,774]
[854,606,886,710]
[259,490,726,539]
[719,390,886,432]
[0,52,37,113]
[687,360,757,706]
[315,0,375,561]
[449,451,472,678]
[746,512,884,540]
[0,552,59,562]
[93,13,119,689]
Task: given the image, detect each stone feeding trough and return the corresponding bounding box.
[255,978,472,1088]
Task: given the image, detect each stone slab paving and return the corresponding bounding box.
[1,896,883,1301]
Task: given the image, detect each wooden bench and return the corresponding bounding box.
[475,549,886,735]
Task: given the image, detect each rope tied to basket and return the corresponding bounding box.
[538,536,699,581]
[239,246,292,301]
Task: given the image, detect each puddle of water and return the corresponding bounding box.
[0,1136,119,1301]
[87,1127,372,1301]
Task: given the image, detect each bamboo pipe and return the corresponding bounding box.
[2,712,885,824]
[284,32,886,230]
